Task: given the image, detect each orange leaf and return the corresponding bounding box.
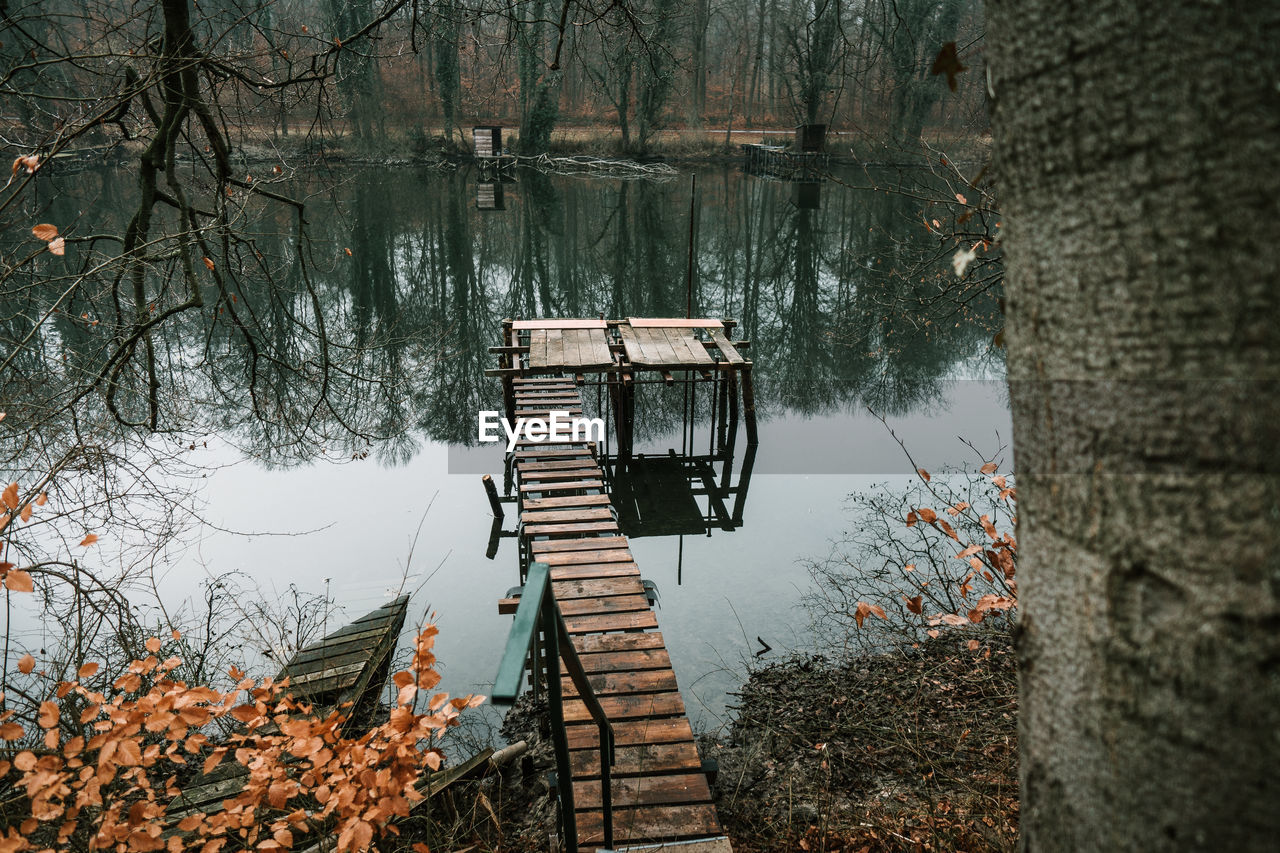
[916,468,931,482]
[145,637,162,653]
[38,700,58,728]
[0,722,24,740]
[918,508,937,524]
[203,257,215,271]
[905,511,917,527]
[854,602,871,629]
[343,247,352,256]
[78,662,99,679]
[967,639,980,651]
[19,504,31,522]
[229,704,258,723]
[980,461,997,475]
[869,604,886,620]
[905,595,924,615]
[2,483,16,510]
[35,492,47,506]
[5,571,33,592]
[48,236,65,256]
[18,653,35,674]
[79,533,98,547]
[31,224,58,241]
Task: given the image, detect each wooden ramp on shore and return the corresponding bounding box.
[499,376,730,852]
[166,595,409,822]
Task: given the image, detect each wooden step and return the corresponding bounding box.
[550,562,643,581]
[575,803,722,846]
[573,772,713,810]
[522,494,612,510]
[532,537,630,553]
[561,690,684,723]
[564,715,692,749]
[562,667,678,697]
[563,610,659,635]
[570,741,701,778]
[523,521,621,537]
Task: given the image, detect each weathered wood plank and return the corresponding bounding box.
[520,507,615,523]
[569,741,702,778]
[571,632,666,654]
[549,562,643,581]
[523,521,621,537]
[561,667,678,697]
[562,610,659,635]
[627,318,724,329]
[564,714,690,749]
[573,772,713,810]
[518,479,605,493]
[537,549,635,566]
[575,804,721,845]
[522,494,612,510]
[551,577,647,601]
[531,536,630,553]
[561,690,684,723]
[512,319,608,330]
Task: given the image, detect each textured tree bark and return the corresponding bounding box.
[987,3,1280,850]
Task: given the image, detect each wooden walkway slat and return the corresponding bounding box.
[503,376,723,849]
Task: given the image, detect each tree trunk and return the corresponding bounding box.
[988,2,1280,850]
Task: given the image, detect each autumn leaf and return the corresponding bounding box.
[980,461,998,475]
[145,637,162,653]
[343,247,352,256]
[2,482,16,510]
[905,510,918,527]
[38,701,59,728]
[905,595,924,615]
[35,492,46,506]
[203,256,215,271]
[78,662,99,678]
[967,639,981,651]
[918,507,938,524]
[19,503,31,522]
[4,570,33,593]
[31,223,58,241]
[48,236,65,256]
[854,601,885,628]
[18,653,35,674]
[955,544,982,560]
[916,467,931,482]
[79,533,98,547]
[0,722,23,740]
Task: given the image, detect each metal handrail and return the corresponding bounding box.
[492,561,615,852]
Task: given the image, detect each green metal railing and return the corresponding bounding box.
[493,561,615,852]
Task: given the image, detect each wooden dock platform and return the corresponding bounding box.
[166,595,410,822]
[498,376,730,851]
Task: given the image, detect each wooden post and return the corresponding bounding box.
[482,474,504,519]
[501,318,515,424]
[741,366,759,446]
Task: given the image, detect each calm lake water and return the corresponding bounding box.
[13,162,1008,737]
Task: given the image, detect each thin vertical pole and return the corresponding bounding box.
[686,174,697,319]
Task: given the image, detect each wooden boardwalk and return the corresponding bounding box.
[499,376,727,851]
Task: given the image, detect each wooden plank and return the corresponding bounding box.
[514,448,596,460]
[564,714,690,749]
[562,610,659,634]
[708,329,745,364]
[573,772,712,810]
[512,377,577,386]
[555,594,651,618]
[571,632,665,654]
[668,328,713,365]
[511,319,608,330]
[538,549,635,566]
[561,328,583,368]
[627,318,724,329]
[617,322,646,366]
[521,508,615,523]
[522,494,612,510]
[518,468,605,481]
[576,804,721,845]
[529,329,548,368]
[531,537,630,553]
[518,479,604,493]
[516,458,596,473]
[549,562,643,581]
[562,667,678,697]
[569,741,702,778]
[561,689,683,722]
[546,328,564,367]
[522,521,620,537]
[551,577,647,601]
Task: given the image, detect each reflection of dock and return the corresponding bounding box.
[488,318,749,851]
[740,143,829,179]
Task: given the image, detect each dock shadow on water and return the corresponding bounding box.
[0,162,1006,846]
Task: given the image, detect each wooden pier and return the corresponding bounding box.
[490,320,750,851]
[499,376,727,850]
